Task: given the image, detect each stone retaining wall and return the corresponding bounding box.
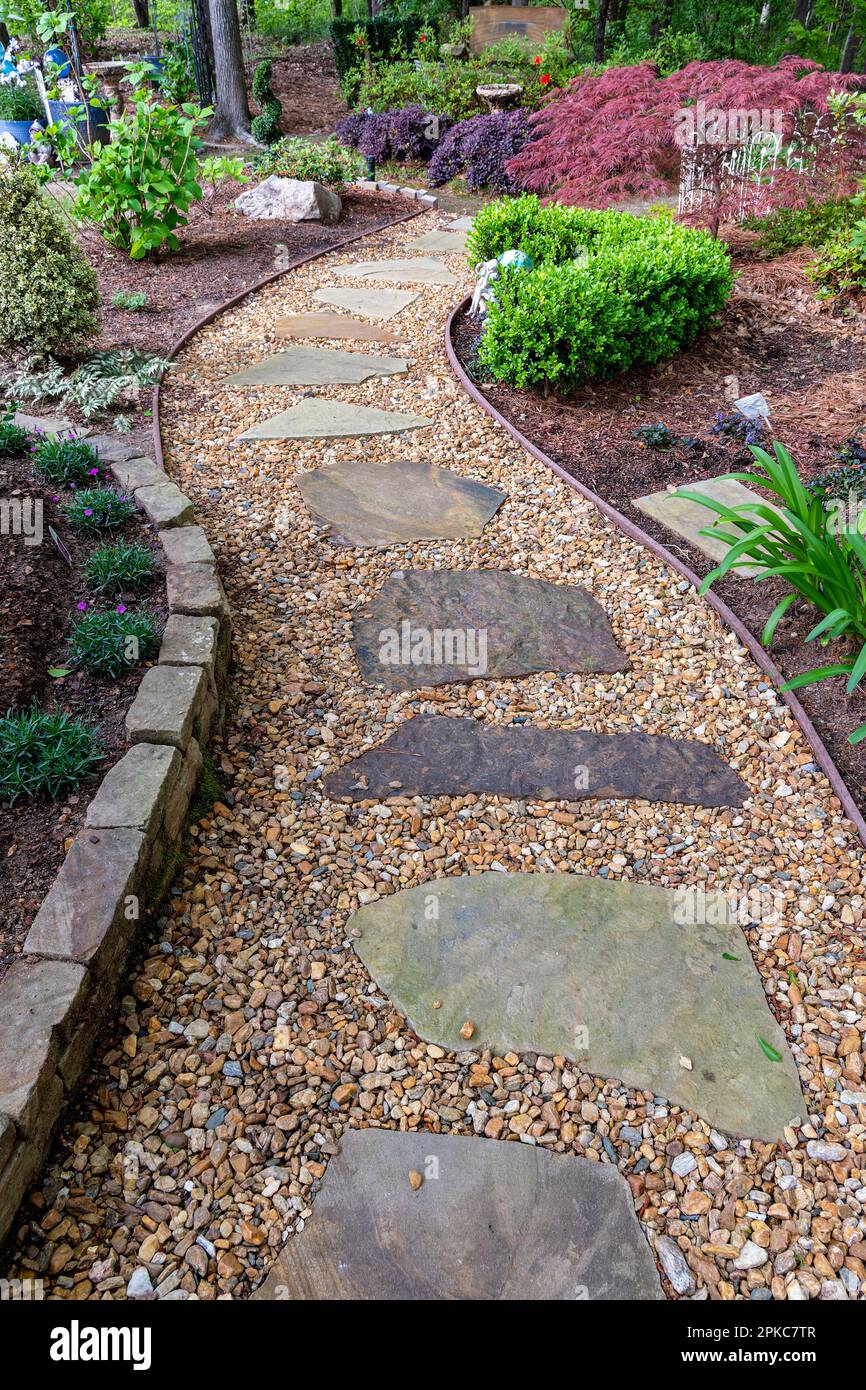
[0,439,230,1247]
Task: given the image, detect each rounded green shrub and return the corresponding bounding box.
[0,164,100,358]
[472,196,733,390]
[256,135,363,187]
[0,706,101,805]
[69,607,158,676]
[85,541,154,593]
[34,436,101,486]
[63,487,135,533]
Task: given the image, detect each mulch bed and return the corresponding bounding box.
[0,182,411,978]
[453,243,866,819]
[0,446,165,980]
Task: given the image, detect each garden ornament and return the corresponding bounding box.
[27,122,52,166]
[735,392,772,430]
[1,38,40,86]
[470,258,500,318]
[498,248,533,273]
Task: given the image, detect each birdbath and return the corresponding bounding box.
[476,83,523,113]
[86,60,128,120]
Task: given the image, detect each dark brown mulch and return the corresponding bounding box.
[86,184,407,359]
[0,446,166,979]
[453,252,866,819]
[264,42,348,139]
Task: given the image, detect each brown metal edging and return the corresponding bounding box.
[151,198,425,469]
[445,295,866,851]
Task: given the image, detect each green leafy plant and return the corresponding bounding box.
[159,36,198,105]
[85,541,153,593]
[0,79,43,122]
[68,606,158,676]
[0,401,28,455]
[680,441,866,745]
[73,97,209,259]
[33,435,101,485]
[742,199,848,256]
[472,197,732,390]
[251,59,283,146]
[63,487,135,532]
[111,289,149,311]
[0,162,99,358]
[255,135,363,187]
[1,349,168,421]
[0,705,101,805]
[808,230,866,298]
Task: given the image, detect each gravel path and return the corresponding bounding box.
[5,211,865,1302]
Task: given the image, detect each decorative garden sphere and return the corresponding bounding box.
[43,46,72,79]
[497,248,533,272]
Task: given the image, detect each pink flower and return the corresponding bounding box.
[88,467,99,476]
[77,600,87,611]
[116,604,127,614]
[83,508,93,516]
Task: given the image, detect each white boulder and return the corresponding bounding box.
[235,176,342,225]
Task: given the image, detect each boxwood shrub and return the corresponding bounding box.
[470,197,733,389]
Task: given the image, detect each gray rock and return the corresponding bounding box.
[235,398,434,443]
[126,665,205,751]
[85,744,180,835]
[219,345,409,387]
[349,872,804,1140]
[0,960,87,1133]
[235,176,341,225]
[254,1129,663,1300]
[158,525,214,567]
[111,456,165,491]
[734,1240,768,1270]
[655,1235,693,1294]
[135,481,195,529]
[314,287,420,321]
[159,614,220,674]
[332,256,457,287]
[166,563,229,620]
[127,1268,154,1298]
[671,1152,697,1177]
[806,1139,848,1162]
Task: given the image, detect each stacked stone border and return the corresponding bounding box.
[444,294,866,853]
[0,196,424,1250]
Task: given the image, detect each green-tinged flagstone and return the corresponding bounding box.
[235,399,434,442]
[253,1129,664,1300]
[349,873,804,1140]
[219,345,409,387]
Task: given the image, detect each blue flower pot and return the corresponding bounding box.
[0,118,45,147]
[47,98,110,144]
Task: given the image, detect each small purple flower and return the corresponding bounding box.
[88,467,99,476]
[83,508,93,516]
[77,600,87,611]
[116,604,127,614]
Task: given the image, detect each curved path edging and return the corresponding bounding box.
[445,296,866,852]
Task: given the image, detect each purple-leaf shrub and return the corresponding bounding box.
[336,105,450,165]
[428,110,531,193]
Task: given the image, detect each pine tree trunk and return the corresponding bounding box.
[132,0,150,27]
[841,23,860,70]
[594,0,611,62]
[793,0,812,23]
[207,0,253,143]
[332,0,342,16]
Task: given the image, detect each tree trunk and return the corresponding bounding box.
[207,0,253,142]
[793,0,813,23]
[594,0,611,61]
[332,0,342,15]
[0,22,10,50]
[132,0,150,27]
[841,23,860,70]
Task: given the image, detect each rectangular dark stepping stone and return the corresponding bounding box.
[325,714,747,808]
[297,460,505,548]
[275,312,401,344]
[219,345,409,387]
[235,399,434,442]
[253,1129,663,1300]
[350,873,804,1140]
[353,569,627,688]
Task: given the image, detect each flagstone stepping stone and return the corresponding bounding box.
[352,569,627,689]
[350,873,804,1140]
[448,215,475,231]
[253,1128,664,1300]
[326,714,747,807]
[634,476,785,577]
[315,287,420,320]
[297,460,505,547]
[274,312,401,344]
[332,257,458,287]
[235,399,434,442]
[219,345,409,387]
[408,229,468,254]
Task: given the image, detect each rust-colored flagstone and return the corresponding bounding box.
[274,312,402,344]
[352,569,627,688]
[296,460,505,548]
[325,714,747,807]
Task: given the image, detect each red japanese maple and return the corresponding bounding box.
[508,58,866,233]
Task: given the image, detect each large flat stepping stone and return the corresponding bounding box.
[253,1129,663,1300]
[350,874,804,1140]
[408,229,468,254]
[332,257,458,287]
[634,477,785,577]
[275,312,401,344]
[448,215,476,231]
[315,287,420,321]
[326,714,747,808]
[297,460,505,547]
[235,399,434,442]
[219,345,409,387]
[353,569,627,688]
